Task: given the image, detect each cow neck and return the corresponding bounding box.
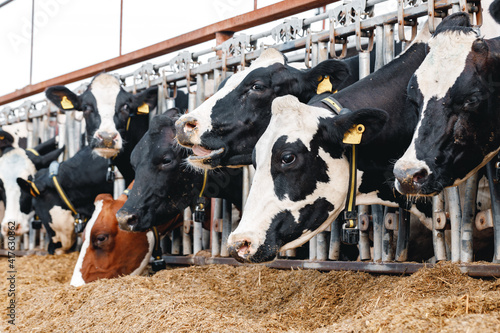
[49,161,88,233]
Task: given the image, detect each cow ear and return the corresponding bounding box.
[30,147,65,170]
[45,86,81,111]
[434,12,471,35]
[304,59,351,94]
[164,107,182,119]
[17,177,41,198]
[332,108,388,146]
[132,85,158,115]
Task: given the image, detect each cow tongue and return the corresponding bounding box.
[192,145,213,157]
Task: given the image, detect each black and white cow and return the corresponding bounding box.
[45,73,159,185]
[17,146,113,254]
[225,17,450,262]
[175,48,352,169]
[0,136,64,237]
[393,13,500,195]
[116,110,242,232]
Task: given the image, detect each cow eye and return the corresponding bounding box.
[281,153,296,166]
[94,234,109,247]
[464,95,480,108]
[120,104,130,114]
[251,83,265,91]
[162,157,172,166]
[83,105,93,114]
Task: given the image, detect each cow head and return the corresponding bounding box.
[17,169,76,254]
[394,12,500,195]
[227,96,387,263]
[0,139,63,237]
[116,109,198,231]
[46,73,158,159]
[175,48,350,170]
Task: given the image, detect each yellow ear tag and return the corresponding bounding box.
[137,103,149,114]
[61,96,74,109]
[0,136,4,140]
[316,75,333,94]
[343,124,365,145]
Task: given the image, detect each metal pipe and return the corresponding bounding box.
[382,207,395,261]
[220,199,232,257]
[182,207,192,255]
[211,198,222,257]
[329,218,341,260]
[461,173,478,262]
[395,208,410,262]
[432,193,448,261]
[486,161,500,263]
[445,186,462,262]
[372,204,384,261]
[358,205,371,261]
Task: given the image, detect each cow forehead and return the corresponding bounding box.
[415,31,477,101]
[89,74,122,114]
[256,95,333,165]
[186,49,285,126]
[0,149,36,183]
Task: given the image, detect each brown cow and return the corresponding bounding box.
[70,185,182,286]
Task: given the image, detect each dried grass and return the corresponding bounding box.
[1,254,500,332]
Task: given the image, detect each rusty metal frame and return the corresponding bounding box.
[0,0,337,106]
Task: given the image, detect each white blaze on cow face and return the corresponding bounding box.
[0,148,36,236]
[90,74,123,158]
[176,48,285,145]
[228,96,352,259]
[394,31,478,183]
[48,205,76,254]
[71,199,103,287]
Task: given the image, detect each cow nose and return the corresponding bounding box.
[228,240,253,263]
[96,131,118,148]
[175,116,198,146]
[394,166,429,194]
[116,210,138,231]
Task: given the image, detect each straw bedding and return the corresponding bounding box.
[1,253,500,332]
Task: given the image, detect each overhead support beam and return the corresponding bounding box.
[0,0,337,106]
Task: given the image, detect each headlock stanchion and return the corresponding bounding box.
[2,0,500,277]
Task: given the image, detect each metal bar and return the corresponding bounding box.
[211,198,222,257]
[395,208,410,262]
[486,161,500,263]
[29,0,34,85]
[182,207,192,255]
[220,199,232,257]
[358,205,371,261]
[432,193,448,261]
[0,0,337,106]
[171,227,181,255]
[382,207,395,261]
[0,0,15,8]
[372,204,384,261]
[328,218,341,260]
[461,173,478,262]
[446,186,462,262]
[157,255,500,278]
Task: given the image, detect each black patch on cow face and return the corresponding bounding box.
[270,136,330,201]
[198,60,350,167]
[250,198,334,262]
[119,114,198,231]
[411,48,500,193]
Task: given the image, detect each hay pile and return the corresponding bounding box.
[1,254,500,332]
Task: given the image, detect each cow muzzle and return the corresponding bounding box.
[394,165,429,195]
[228,240,254,263]
[93,131,120,158]
[175,116,198,147]
[116,210,141,232]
